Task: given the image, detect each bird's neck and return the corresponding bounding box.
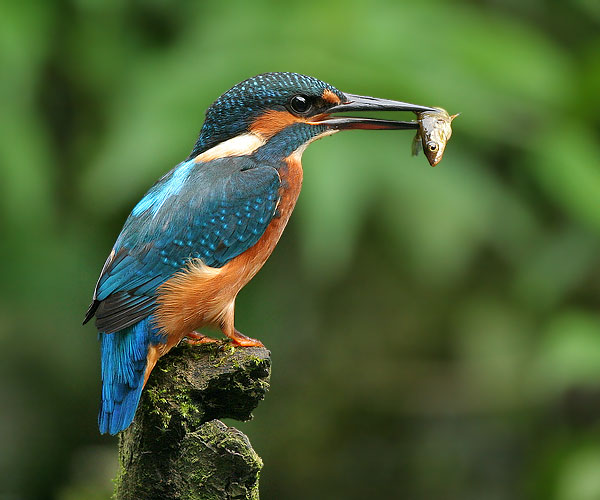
[191,133,265,164]
[190,123,336,167]
[189,120,242,159]
[253,123,335,164]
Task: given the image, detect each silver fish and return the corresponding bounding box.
[412,107,458,167]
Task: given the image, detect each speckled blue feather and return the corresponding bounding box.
[92,155,280,334]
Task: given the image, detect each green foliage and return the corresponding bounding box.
[1,0,599,499]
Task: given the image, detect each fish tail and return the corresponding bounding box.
[411,132,421,157]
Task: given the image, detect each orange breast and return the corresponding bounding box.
[153,157,303,343]
[222,155,303,289]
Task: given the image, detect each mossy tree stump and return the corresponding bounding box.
[114,343,271,500]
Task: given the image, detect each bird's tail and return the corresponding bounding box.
[98,317,162,435]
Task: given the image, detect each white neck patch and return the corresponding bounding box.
[193,133,266,163]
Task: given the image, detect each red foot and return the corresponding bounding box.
[185,331,219,345]
[228,329,265,348]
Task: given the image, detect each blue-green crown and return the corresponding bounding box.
[190,72,343,157]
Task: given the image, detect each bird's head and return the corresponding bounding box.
[190,72,433,161]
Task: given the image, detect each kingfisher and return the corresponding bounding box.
[84,72,433,435]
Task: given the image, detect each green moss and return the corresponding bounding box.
[145,383,173,428]
[209,343,236,368]
[115,345,270,499]
[112,457,128,499]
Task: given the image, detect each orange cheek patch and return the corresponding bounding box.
[250,110,305,139]
[322,89,341,105]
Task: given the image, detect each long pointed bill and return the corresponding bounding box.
[314,92,435,131]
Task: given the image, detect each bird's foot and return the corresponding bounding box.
[227,328,265,348]
[185,331,219,345]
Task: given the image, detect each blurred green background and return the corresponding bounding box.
[2,0,600,498]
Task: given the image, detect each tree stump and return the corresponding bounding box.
[114,343,271,500]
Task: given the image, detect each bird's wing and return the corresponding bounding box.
[84,156,281,333]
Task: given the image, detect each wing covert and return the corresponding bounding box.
[85,156,281,333]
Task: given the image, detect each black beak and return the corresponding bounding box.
[314,93,435,131]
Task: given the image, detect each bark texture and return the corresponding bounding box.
[114,343,271,500]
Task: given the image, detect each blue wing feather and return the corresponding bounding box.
[85,155,281,333]
[98,316,165,435]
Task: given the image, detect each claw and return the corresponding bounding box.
[185,331,219,345]
[228,329,265,347]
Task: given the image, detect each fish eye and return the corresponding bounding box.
[289,95,312,114]
[427,143,439,152]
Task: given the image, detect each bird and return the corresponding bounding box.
[83,72,433,435]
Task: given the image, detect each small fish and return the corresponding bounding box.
[412,107,458,167]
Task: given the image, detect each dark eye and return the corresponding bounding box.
[427,143,439,152]
[290,95,311,114]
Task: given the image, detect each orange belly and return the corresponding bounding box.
[153,156,303,350]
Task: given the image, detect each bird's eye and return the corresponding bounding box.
[290,95,312,114]
[428,143,439,152]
